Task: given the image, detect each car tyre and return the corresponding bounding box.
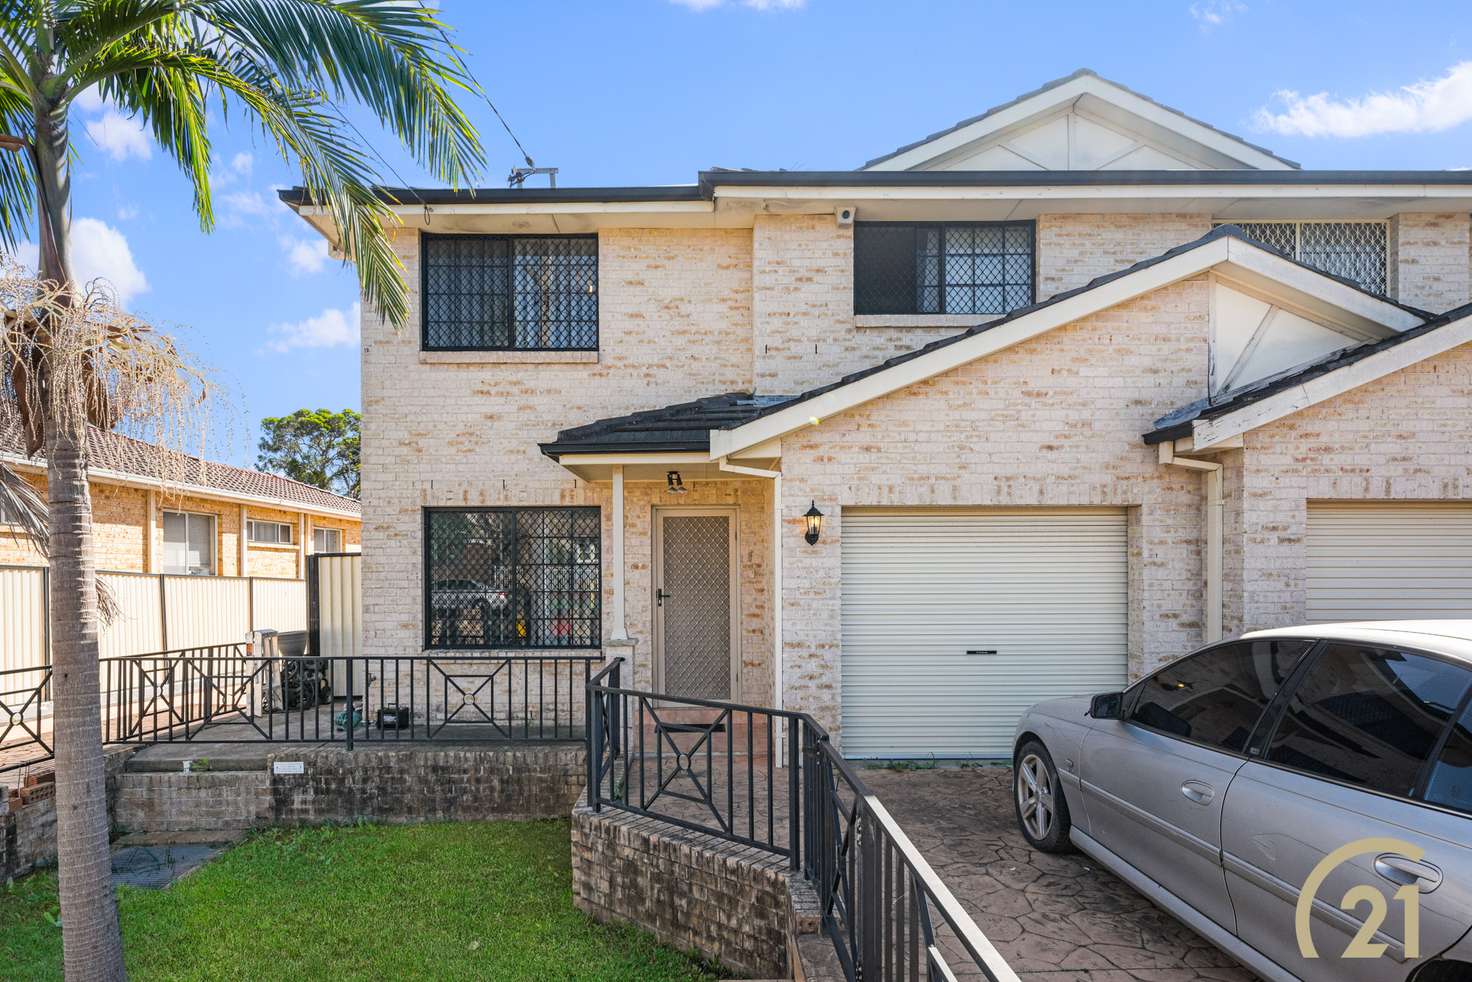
[1014,739,1073,853]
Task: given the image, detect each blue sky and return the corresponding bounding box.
[42,0,1472,468]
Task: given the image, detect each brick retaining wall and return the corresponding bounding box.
[2,748,135,880]
[571,794,799,978]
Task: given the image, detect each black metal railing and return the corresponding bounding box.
[1,646,603,777]
[1,663,53,776]
[586,660,1015,982]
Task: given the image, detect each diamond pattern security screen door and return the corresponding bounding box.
[656,511,736,701]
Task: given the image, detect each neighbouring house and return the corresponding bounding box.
[1,406,361,579]
[282,68,1472,758]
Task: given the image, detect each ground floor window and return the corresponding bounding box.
[313,526,342,553]
[424,507,601,649]
[163,510,215,575]
[248,519,293,545]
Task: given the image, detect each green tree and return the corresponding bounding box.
[0,4,483,977]
[258,407,360,497]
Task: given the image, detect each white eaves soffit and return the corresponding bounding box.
[1191,309,1472,451]
[863,71,1294,173]
[709,236,1421,459]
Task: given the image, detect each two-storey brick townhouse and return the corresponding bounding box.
[283,70,1472,757]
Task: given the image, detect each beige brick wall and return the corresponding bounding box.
[778,278,1213,737]
[1228,342,1472,633]
[1390,213,1472,314]
[361,228,769,693]
[1036,213,1214,299]
[0,470,356,579]
[752,214,968,396]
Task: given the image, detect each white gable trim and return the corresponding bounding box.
[864,73,1294,173]
[1191,313,1472,449]
[709,236,1420,459]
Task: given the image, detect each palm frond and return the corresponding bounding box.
[0,459,119,623]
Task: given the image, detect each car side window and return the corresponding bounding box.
[1422,695,1472,814]
[1129,639,1314,753]
[1265,644,1472,798]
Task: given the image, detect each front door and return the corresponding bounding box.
[654,508,738,701]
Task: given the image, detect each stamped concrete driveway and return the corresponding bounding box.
[860,766,1256,982]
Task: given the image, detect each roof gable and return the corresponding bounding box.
[863,69,1297,173]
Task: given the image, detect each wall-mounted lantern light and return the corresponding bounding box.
[804,501,824,545]
[665,471,687,495]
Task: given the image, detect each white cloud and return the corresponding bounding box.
[279,235,330,276]
[116,204,140,221]
[85,109,151,161]
[220,190,271,227]
[669,0,803,9]
[72,85,105,113]
[1189,0,1244,30]
[210,152,256,190]
[9,218,149,306]
[1256,61,1472,138]
[263,303,361,354]
[230,152,254,177]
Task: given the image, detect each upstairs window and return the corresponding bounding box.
[855,222,1034,317]
[1226,221,1388,296]
[421,233,598,351]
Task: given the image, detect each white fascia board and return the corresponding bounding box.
[1221,239,1423,332]
[295,201,713,218]
[713,184,1472,203]
[551,451,708,466]
[0,454,362,521]
[865,74,1291,172]
[711,236,1233,457]
[1192,312,1472,449]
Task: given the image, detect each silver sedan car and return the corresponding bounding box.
[1012,621,1472,982]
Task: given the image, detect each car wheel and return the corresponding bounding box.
[1014,739,1073,853]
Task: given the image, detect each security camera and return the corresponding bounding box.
[835,206,855,226]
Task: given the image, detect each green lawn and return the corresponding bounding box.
[0,820,720,982]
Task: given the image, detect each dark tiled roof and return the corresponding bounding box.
[540,393,793,457]
[861,68,1300,170]
[717,224,1429,434]
[1144,299,1472,444]
[0,404,361,515]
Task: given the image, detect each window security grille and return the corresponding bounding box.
[424,508,600,649]
[421,234,598,351]
[1226,222,1388,296]
[855,222,1034,316]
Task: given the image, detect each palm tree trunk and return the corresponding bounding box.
[35,101,127,981]
[46,430,125,982]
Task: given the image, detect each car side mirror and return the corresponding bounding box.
[1089,691,1125,721]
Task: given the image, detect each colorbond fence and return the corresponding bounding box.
[0,565,306,676]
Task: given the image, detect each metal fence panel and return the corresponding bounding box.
[164,575,250,649]
[97,572,164,659]
[251,577,306,632]
[312,553,361,659]
[0,566,47,692]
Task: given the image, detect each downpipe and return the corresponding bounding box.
[1159,444,1224,644]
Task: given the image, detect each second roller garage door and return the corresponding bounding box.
[840,509,1129,759]
[1307,503,1472,623]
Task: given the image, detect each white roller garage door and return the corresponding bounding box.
[840,509,1129,759]
[1307,503,1472,623]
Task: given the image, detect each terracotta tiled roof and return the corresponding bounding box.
[0,404,360,516]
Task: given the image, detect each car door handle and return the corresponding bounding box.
[1374,854,1443,893]
[1180,780,1215,805]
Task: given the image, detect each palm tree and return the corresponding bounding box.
[0,3,484,976]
